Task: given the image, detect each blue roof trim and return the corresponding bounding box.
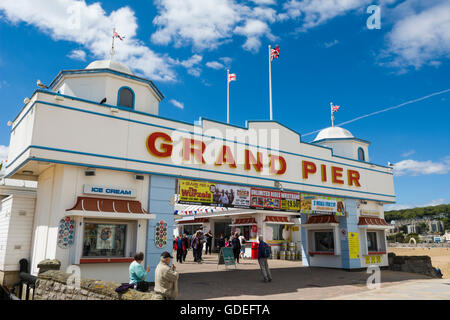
[5,152,396,203]
[11,98,394,174]
[313,137,371,145]
[48,68,165,101]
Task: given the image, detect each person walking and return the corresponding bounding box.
[191,231,200,262]
[154,251,179,300]
[182,234,189,262]
[173,235,185,264]
[257,235,272,283]
[217,233,225,252]
[129,252,151,292]
[205,230,213,255]
[231,232,241,263]
[238,234,246,260]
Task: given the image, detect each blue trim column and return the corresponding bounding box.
[340,199,361,269]
[145,175,176,282]
[300,213,310,267]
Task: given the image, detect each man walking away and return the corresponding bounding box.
[231,232,241,263]
[182,234,189,262]
[257,235,272,283]
[154,252,179,300]
[191,231,202,263]
[174,235,185,263]
[205,230,213,255]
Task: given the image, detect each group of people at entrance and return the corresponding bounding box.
[173,229,214,264]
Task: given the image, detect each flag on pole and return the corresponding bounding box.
[331,104,340,112]
[270,45,280,61]
[228,73,237,83]
[113,31,125,41]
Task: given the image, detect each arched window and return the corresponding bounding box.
[117,87,135,108]
[358,147,365,162]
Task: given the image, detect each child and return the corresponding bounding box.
[224,237,229,248]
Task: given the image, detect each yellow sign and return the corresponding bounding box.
[179,180,214,204]
[365,255,381,265]
[348,232,360,259]
[281,199,300,211]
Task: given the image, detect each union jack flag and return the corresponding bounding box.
[270,45,280,61]
[113,31,125,41]
[331,104,340,112]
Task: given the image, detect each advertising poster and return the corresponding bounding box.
[213,184,251,207]
[96,225,115,250]
[280,191,301,212]
[178,180,251,207]
[178,180,214,204]
[348,232,360,259]
[250,188,281,210]
[300,194,346,215]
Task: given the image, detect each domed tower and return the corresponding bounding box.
[313,126,370,162]
[49,59,164,115]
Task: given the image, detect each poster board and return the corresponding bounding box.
[218,247,236,270]
[348,232,360,259]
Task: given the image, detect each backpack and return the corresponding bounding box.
[261,242,271,258]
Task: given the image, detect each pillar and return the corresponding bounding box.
[145,175,176,282]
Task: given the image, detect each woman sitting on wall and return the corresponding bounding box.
[129,252,151,292]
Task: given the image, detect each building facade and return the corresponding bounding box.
[4,59,396,284]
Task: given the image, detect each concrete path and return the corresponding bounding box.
[174,252,444,300]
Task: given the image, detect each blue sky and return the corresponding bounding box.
[0,0,449,210]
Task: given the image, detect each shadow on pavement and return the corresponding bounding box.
[176,257,432,300]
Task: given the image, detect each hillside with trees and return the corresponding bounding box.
[385,204,450,231]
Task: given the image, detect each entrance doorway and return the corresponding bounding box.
[213,220,232,251]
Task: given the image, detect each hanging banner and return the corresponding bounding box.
[300,194,346,216]
[213,183,251,207]
[179,180,214,204]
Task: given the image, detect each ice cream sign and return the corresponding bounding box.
[83,185,136,198]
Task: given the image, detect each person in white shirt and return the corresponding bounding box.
[238,234,246,260]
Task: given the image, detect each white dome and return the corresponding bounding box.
[314,126,354,141]
[85,60,133,75]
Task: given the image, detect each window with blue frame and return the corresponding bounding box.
[117,87,134,108]
[358,147,365,162]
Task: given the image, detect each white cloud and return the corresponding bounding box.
[393,157,450,177]
[206,61,225,70]
[219,57,233,66]
[168,54,203,77]
[169,99,184,109]
[0,0,177,81]
[324,39,339,48]
[250,0,276,5]
[382,1,450,69]
[402,150,416,157]
[283,0,371,31]
[67,49,87,61]
[151,0,278,52]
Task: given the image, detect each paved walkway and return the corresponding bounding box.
[174,252,445,300]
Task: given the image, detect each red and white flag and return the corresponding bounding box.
[228,73,237,83]
[331,104,340,112]
[270,45,280,61]
[113,31,125,41]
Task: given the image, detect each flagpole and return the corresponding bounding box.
[269,45,273,121]
[110,27,116,60]
[227,69,230,124]
[330,102,335,127]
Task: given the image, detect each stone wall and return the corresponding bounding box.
[388,253,443,278]
[34,270,158,300]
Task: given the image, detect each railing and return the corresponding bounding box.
[9,259,37,300]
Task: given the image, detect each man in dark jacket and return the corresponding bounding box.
[205,230,213,255]
[257,235,272,282]
[231,232,241,263]
[182,234,189,262]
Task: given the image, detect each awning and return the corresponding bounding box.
[178,218,209,225]
[66,197,155,220]
[174,204,231,216]
[358,217,393,229]
[230,217,257,226]
[306,215,338,224]
[264,216,294,225]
